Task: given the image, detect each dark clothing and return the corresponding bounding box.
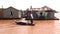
[30,19,33,24]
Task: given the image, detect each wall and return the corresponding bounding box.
[47,12,54,19]
[3,7,19,18]
[0,11,3,18]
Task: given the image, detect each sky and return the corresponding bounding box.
[0,0,60,12]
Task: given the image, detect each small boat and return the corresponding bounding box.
[15,18,35,26]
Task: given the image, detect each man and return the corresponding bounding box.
[30,12,34,24]
[25,11,34,24]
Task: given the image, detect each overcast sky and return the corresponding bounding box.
[0,0,60,12]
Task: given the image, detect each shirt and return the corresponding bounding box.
[30,14,33,19]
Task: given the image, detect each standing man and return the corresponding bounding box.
[30,12,34,24]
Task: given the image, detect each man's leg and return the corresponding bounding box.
[31,19,33,24]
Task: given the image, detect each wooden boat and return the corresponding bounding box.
[15,18,35,26]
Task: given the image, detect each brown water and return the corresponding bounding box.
[0,13,60,34]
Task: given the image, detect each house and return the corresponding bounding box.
[0,6,21,19]
[0,8,5,18]
[24,6,58,20]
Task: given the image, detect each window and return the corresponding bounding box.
[40,12,47,16]
[10,11,13,16]
[40,12,43,16]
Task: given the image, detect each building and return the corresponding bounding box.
[0,6,21,19]
[24,6,58,20]
[0,6,58,20]
[0,8,5,18]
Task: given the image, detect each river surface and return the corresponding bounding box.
[0,13,60,34]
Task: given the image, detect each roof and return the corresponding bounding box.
[0,6,19,12]
[28,6,57,13]
[6,6,19,11]
[0,8,6,11]
[45,10,58,13]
